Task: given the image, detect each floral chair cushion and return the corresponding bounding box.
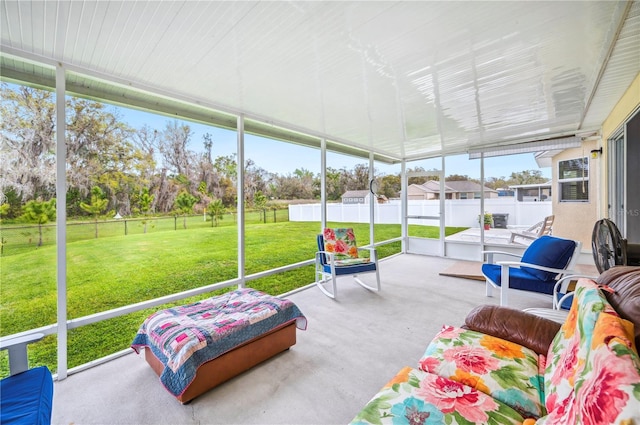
[418,325,545,419]
[323,228,363,261]
[350,366,525,425]
[541,278,640,424]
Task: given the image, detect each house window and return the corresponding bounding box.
[559,157,589,202]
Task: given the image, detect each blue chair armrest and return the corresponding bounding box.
[498,261,576,276]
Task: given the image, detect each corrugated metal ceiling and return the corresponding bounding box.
[1,1,639,162]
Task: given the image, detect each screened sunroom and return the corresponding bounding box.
[1,1,639,423]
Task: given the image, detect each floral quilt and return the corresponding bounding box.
[131,288,307,397]
[539,278,640,424]
[350,366,525,425]
[418,325,545,419]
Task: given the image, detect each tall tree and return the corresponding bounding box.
[380,174,401,198]
[214,154,237,180]
[508,170,547,185]
[0,84,56,201]
[66,97,142,216]
[325,167,343,201]
[212,154,237,206]
[350,164,370,190]
[133,125,162,209]
[292,168,315,199]
[194,133,220,208]
[244,159,268,207]
[202,133,214,164]
[446,174,471,181]
[159,121,194,179]
[485,176,509,190]
[273,174,312,200]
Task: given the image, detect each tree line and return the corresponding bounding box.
[0,83,547,224]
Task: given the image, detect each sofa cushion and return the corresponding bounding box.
[520,236,576,281]
[349,366,525,425]
[542,278,640,424]
[481,264,555,294]
[418,325,545,419]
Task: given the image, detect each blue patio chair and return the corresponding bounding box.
[482,235,582,306]
[0,333,54,425]
[315,228,381,299]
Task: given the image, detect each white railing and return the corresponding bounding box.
[289,199,552,228]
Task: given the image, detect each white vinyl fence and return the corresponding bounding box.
[289,199,552,228]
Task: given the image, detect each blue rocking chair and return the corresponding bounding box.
[315,228,381,299]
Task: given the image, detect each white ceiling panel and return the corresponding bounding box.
[1,0,638,162]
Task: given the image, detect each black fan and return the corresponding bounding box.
[591,218,627,273]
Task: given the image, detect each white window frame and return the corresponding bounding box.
[558,157,589,202]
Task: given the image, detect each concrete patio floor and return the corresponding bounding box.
[51,253,590,425]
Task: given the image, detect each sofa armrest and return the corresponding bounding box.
[464,305,561,355]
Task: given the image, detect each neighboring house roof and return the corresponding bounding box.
[408,183,429,193]
[412,180,496,194]
[341,190,369,198]
[410,181,455,194]
[445,180,497,193]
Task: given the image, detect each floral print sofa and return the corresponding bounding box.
[350,266,640,425]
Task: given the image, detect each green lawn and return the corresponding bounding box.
[0,221,466,376]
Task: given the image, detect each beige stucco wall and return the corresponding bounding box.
[552,72,640,252]
[552,140,600,250]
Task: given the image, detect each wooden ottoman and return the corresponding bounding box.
[132,288,307,404]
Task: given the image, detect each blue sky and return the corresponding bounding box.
[117,105,551,180]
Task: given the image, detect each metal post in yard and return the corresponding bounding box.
[124,220,128,236]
